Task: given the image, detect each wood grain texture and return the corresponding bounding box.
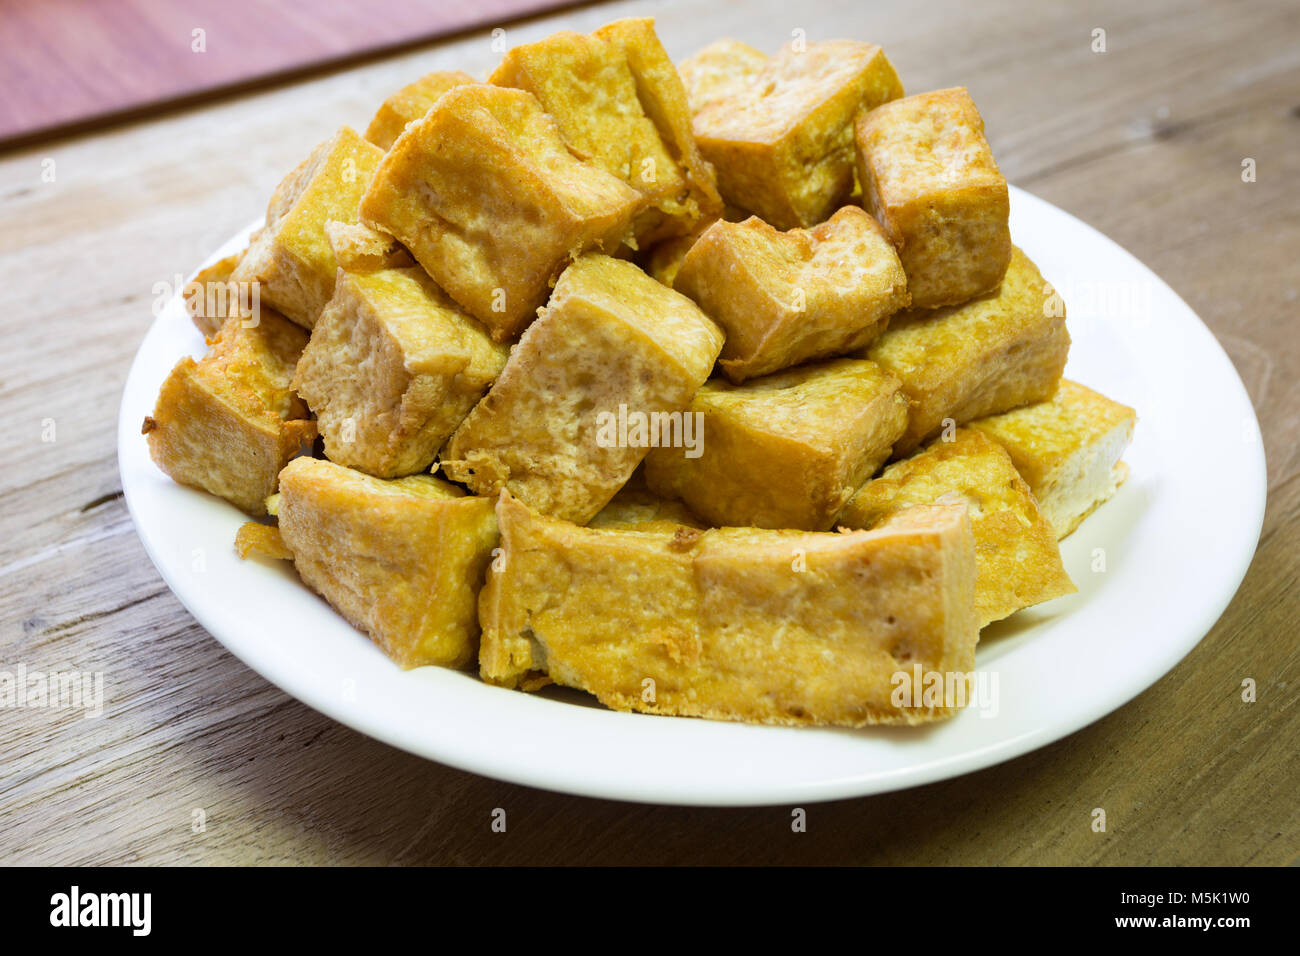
[1,0,1297,866]
[0,0,582,146]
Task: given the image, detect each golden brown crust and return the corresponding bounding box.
[359,85,645,341]
[674,206,909,382]
[867,247,1070,455]
[691,40,903,229]
[479,493,978,726]
[645,358,908,531]
[276,458,497,670]
[970,380,1137,538]
[292,266,507,477]
[854,87,1011,308]
[230,127,384,328]
[838,428,1075,627]
[493,18,722,246]
[594,19,723,225]
[145,311,315,515]
[441,254,723,524]
[365,70,477,150]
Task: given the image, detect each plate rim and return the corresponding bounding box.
[117,186,1267,806]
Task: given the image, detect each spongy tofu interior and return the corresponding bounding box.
[970,380,1137,538]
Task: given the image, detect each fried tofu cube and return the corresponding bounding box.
[230,127,383,328]
[970,380,1137,538]
[479,493,978,726]
[691,40,903,229]
[143,311,315,514]
[866,247,1070,456]
[364,70,477,149]
[491,19,720,246]
[276,458,498,669]
[645,359,908,531]
[677,38,769,115]
[674,206,909,382]
[838,428,1074,627]
[359,85,645,340]
[855,87,1011,308]
[292,265,508,478]
[594,18,721,189]
[441,254,724,524]
[184,250,249,338]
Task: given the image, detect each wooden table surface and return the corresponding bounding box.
[2,0,1296,866]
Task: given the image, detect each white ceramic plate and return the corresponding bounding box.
[118,187,1266,806]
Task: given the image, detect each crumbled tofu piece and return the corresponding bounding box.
[234,522,293,560]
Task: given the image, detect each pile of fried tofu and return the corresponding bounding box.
[144,18,1137,728]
